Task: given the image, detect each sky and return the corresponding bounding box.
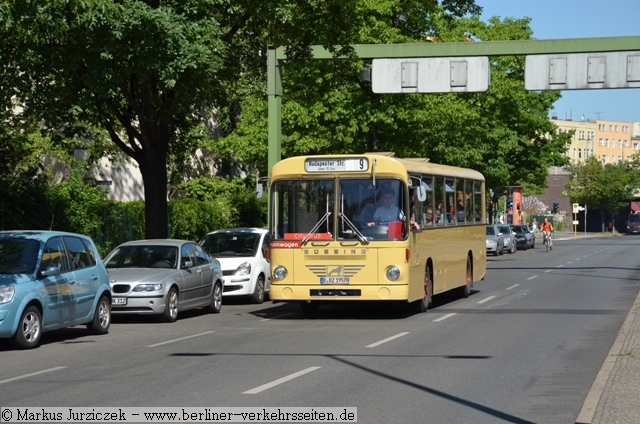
[479,0,640,123]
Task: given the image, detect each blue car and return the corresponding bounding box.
[0,231,112,349]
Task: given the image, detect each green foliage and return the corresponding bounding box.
[47,171,107,235]
[169,197,238,241]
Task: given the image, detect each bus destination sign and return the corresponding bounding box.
[305,158,369,172]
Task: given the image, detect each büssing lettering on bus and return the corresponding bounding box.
[304,249,367,255]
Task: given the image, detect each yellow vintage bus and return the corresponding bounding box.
[264,152,486,313]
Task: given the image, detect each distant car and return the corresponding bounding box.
[0,231,112,349]
[496,224,517,254]
[199,228,271,304]
[105,239,223,322]
[510,225,534,250]
[486,225,505,256]
[627,213,640,234]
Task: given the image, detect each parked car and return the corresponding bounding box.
[199,228,271,304]
[0,231,112,349]
[496,224,517,254]
[486,224,505,256]
[510,225,534,250]
[105,239,223,322]
[627,213,640,234]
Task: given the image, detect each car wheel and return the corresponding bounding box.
[207,281,222,313]
[411,264,432,313]
[511,243,516,254]
[10,306,42,349]
[86,295,111,335]
[162,287,179,322]
[458,256,472,298]
[251,275,265,304]
[300,301,319,314]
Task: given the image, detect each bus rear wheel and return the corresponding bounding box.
[458,256,472,298]
[412,265,433,313]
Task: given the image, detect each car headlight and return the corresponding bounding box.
[273,266,287,281]
[0,286,15,304]
[386,266,400,281]
[235,262,251,276]
[132,283,163,292]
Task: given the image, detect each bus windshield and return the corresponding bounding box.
[271,178,407,242]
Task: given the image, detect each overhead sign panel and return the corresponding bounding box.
[372,57,490,94]
[525,51,640,90]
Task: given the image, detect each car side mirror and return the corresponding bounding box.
[182,260,193,269]
[256,183,263,199]
[416,185,426,202]
[40,266,61,278]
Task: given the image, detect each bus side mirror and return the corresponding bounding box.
[256,183,263,199]
[416,185,426,202]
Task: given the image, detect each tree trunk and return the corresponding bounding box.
[138,138,170,239]
[601,207,606,233]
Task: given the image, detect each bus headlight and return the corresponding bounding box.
[386,266,400,281]
[273,266,288,281]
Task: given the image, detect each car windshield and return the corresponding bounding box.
[0,238,39,274]
[201,233,260,257]
[497,226,510,234]
[104,245,178,269]
[629,214,640,223]
[486,227,496,235]
[511,226,524,234]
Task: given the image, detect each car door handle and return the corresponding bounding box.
[69,280,76,285]
[197,269,202,275]
[91,276,98,281]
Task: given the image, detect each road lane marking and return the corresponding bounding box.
[146,331,215,348]
[365,332,410,348]
[566,261,573,264]
[243,367,321,394]
[575,258,581,261]
[544,269,552,273]
[0,366,67,385]
[556,265,564,268]
[477,296,496,304]
[261,313,295,321]
[527,275,538,280]
[433,313,457,322]
[506,284,520,290]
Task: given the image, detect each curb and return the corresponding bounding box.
[575,287,640,423]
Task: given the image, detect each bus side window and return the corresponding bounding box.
[421,177,434,227]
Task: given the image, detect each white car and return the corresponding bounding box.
[199,228,271,304]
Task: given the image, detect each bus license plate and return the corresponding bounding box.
[320,277,350,284]
[112,297,127,305]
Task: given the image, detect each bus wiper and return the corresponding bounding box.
[339,213,369,245]
[302,194,331,246]
[339,194,369,245]
[301,211,332,246]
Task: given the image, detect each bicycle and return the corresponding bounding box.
[542,231,552,252]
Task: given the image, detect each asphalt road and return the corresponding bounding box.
[1,235,638,424]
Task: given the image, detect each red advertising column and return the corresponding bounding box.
[513,187,523,224]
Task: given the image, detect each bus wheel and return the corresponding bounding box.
[300,301,319,314]
[459,256,472,298]
[412,265,432,313]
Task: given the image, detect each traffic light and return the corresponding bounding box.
[507,198,513,209]
[516,202,521,211]
[552,201,559,214]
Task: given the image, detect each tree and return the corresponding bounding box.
[566,156,640,232]
[1,0,369,238]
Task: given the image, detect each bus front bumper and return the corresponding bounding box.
[269,284,410,301]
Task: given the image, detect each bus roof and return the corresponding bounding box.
[271,153,485,181]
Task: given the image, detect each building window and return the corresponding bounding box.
[578,149,582,159]
[634,143,639,151]
[609,125,613,131]
[602,155,607,164]
[615,125,618,132]
[599,138,604,146]
[618,155,622,163]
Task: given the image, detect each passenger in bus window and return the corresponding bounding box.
[425,209,434,225]
[436,203,445,225]
[368,188,405,225]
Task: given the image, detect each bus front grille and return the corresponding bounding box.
[310,289,361,297]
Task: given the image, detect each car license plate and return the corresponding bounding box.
[112,297,127,305]
[320,277,350,284]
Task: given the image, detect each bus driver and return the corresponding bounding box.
[368,188,405,226]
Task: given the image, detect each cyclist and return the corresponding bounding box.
[540,217,554,250]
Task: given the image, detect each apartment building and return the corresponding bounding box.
[550,118,596,163]
[595,119,633,164]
